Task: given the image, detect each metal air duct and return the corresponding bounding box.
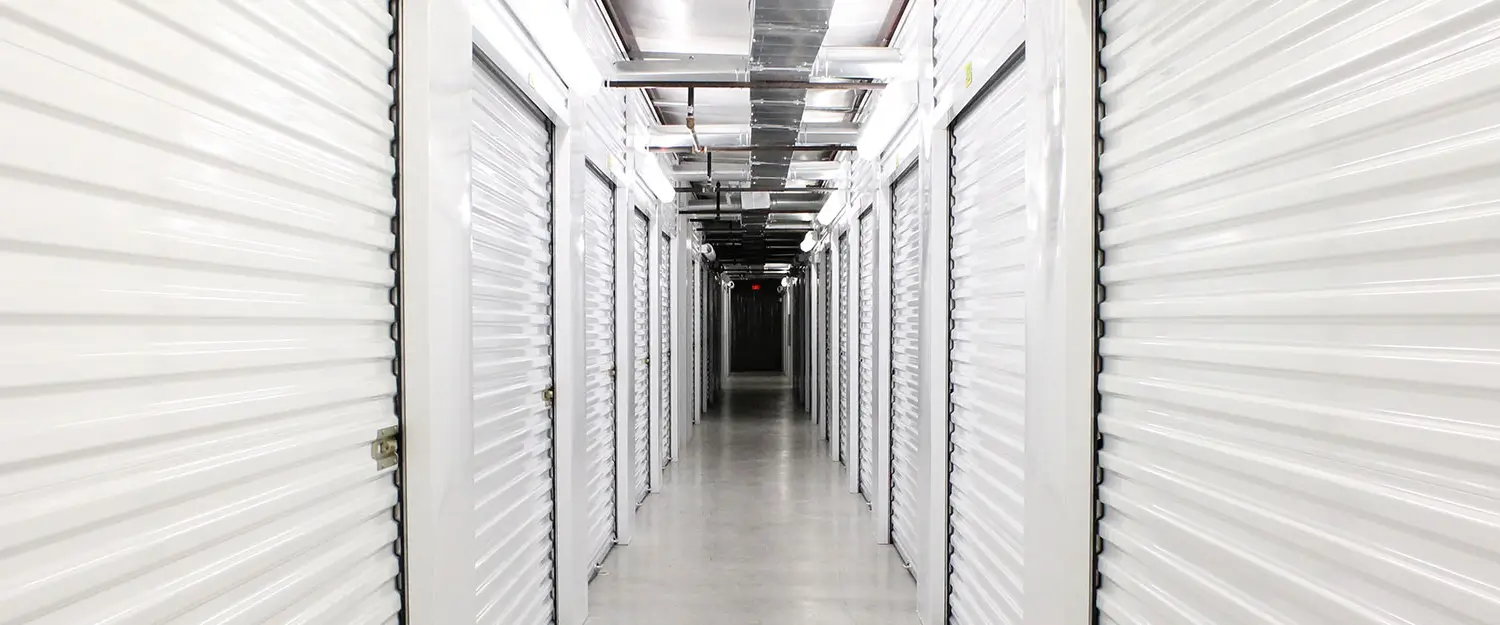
[747,0,836,189]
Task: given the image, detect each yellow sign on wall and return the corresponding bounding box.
[964,62,974,88]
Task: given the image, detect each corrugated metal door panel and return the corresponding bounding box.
[631,210,650,504]
[1096,2,1500,623]
[471,60,555,625]
[823,249,834,440]
[858,209,876,502]
[947,60,1027,625]
[839,234,851,465]
[934,0,1024,111]
[890,168,922,570]
[660,233,673,465]
[583,168,616,570]
[0,3,402,623]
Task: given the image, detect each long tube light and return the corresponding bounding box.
[856,82,913,160]
[815,189,848,226]
[637,152,677,204]
[855,51,921,160]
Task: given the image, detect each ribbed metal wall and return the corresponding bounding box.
[946,54,1027,625]
[890,168,922,569]
[581,0,625,166]
[583,168,616,571]
[0,2,403,622]
[934,0,1024,112]
[1096,2,1500,623]
[630,209,651,505]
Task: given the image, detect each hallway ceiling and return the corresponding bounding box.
[603,0,909,267]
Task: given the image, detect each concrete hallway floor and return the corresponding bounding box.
[587,374,920,625]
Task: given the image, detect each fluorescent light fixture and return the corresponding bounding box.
[504,0,602,97]
[763,263,793,271]
[638,153,678,204]
[629,124,651,151]
[856,81,914,160]
[815,189,847,226]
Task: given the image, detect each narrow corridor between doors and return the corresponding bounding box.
[587,375,918,625]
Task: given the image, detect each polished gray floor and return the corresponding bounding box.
[587,374,919,625]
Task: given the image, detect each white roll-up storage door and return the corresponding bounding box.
[890,167,922,569]
[858,208,877,502]
[0,3,403,622]
[947,53,1027,625]
[823,249,834,440]
[583,168,616,571]
[1096,3,1500,623]
[838,233,851,464]
[470,59,556,625]
[660,233,673,465]
[630,209,650,504]
[691,259,700,422]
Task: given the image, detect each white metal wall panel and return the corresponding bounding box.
[934,0,1024,111]
[660,233,673,465]
[583,168,617,569]
[858,208,877,501]
[890,168,922,569]
[947,61,1027,625]
[470,60,555,625]
[838,234,851,464]
[630,209,651,504]
[0,3,403,623]
[1096,3,1500,624]
[581,0,625,166]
